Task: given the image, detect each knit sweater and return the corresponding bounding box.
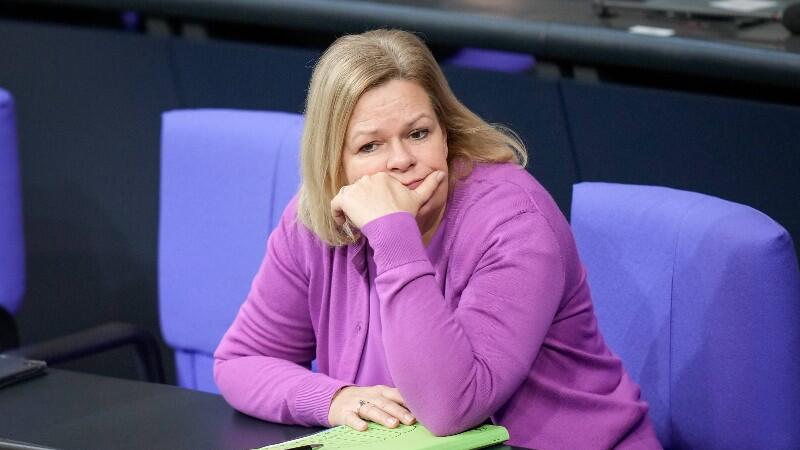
[214,163,660,449]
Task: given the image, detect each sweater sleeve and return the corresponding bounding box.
[214,207,349,427]
[360,210,565,436]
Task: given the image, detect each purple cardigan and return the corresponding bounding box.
[214,163,660,449]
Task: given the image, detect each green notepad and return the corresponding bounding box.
[255,423,509,450]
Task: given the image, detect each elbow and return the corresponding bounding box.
[420,414,482,437]
[425,422,464,437]
[213,357,231,393]
[405,385,493,436]
[212,359,224,391]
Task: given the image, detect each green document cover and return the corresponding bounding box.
[255,423,509,450]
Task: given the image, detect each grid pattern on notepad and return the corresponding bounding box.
[259,424,421,449]
[309,424,418,444]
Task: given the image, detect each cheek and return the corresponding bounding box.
[344,158,387,184]
[418,144,448,171]
[436,137,449,169]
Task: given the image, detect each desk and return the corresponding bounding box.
[0,370,526,450]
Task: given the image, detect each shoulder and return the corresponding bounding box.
[272,195,327,260]
[443,163,570,291]
[447,162,572,255]
[453,163,556,223]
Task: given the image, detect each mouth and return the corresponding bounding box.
[403,179,424,190]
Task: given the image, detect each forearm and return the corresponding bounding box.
[214,351,348,427]
[213,201,346,427]
[380,272,503,435]
[363,212,563,435]
[214,291,344,427]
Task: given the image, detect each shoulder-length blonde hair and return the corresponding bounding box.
[298,29,528,246]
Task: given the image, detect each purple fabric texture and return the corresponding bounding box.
[571,182,800,449]
[0,88,25,315]
[159,109,303,392]
[214,163,659,449]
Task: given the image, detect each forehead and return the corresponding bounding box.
[347,79,434,132]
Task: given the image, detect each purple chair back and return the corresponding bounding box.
[444,48,535,73]
[571,182,800,449]
[159,109,303,392]
[0,88,25,316]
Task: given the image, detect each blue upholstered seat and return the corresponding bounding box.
[443,48,535,73]
[0,88,25,350]
[571,182,800,449]
[159,109,303,392]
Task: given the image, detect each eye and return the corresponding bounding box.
[409,128,429,140]
[359,142,378,153]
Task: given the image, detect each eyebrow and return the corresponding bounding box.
[348,112,432,143]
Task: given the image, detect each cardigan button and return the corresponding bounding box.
[355,323,363,333]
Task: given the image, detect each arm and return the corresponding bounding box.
[214,210,349,427]
[361,210,565,435]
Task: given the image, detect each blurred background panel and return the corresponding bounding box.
[0,0,797,384]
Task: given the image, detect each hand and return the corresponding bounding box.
[330,171,445,230]
[328,385,417,431]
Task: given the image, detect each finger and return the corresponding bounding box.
[378,387,406,405]
[411,170,445,205]
[379,389,415,424]
[330,193,347,227]
[360,402,400,428]
[375,398,415,426]
[345,412,370,432]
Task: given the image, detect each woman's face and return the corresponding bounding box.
[342,78,449,237]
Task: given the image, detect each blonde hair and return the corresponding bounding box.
[298,29,528,246]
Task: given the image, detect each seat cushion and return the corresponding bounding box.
[174,349,218,393]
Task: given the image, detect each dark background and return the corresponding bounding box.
[0,2,797,383]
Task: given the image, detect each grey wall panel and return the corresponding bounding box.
[0,19,573,384]
[170,38,319,113]
[442,67,576,216]
[10,15,792,387]
[172,39,576,214]
[562,79,800,255]
[0,19,179,380]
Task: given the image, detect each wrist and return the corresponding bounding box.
[328,385,354,426]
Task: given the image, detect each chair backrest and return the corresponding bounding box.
[443,48,535,73]
[571,182,800,449]
[0,88,25,319]
[159,109,303,392]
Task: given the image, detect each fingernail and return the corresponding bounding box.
[404,414,414,422]
[436,171,445,182]
[388,418,398,425]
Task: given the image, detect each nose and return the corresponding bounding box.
[386,140,415,172]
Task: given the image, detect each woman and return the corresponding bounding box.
[214,29,660,449]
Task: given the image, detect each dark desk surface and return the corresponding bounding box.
[9,0,800,88]
[0,369,525,450]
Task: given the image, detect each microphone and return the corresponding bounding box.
[782,2,800,34]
